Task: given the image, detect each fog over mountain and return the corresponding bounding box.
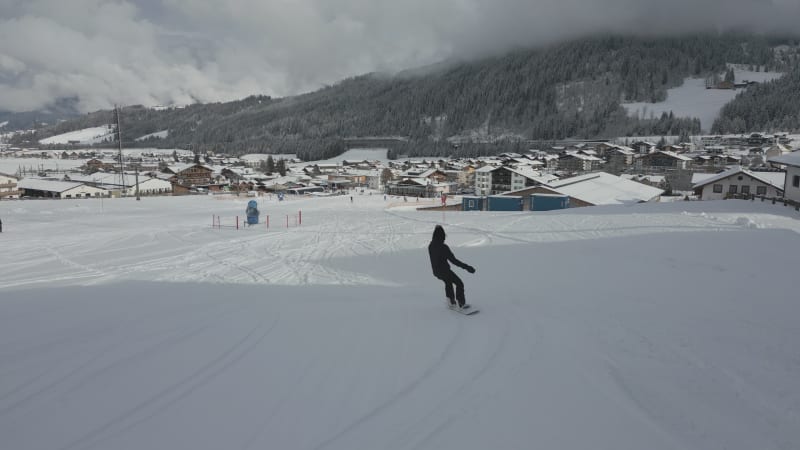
[1,0,798,113]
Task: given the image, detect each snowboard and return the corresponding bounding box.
[448,304,480,315]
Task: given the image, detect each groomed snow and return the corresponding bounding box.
[1,194,799,450]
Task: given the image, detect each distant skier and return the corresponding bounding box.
[428,225,475,310]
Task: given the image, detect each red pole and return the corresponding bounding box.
[298,210,302,225]
[266,215,269,230]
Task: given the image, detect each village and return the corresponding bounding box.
[1,132,800,211]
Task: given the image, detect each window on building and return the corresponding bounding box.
[713,184,723,193]
[794,175,800,188]
[728,185,738,194]
[757,186,767,195]
[741,185,750,195]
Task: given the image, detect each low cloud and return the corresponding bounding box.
[1,0,798,113]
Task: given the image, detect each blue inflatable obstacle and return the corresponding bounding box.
[246,200,260,225]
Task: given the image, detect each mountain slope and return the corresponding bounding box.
[17,33,799,157]
[713,67,800,133]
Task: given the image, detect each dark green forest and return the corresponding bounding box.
[12,32,800,159]
[712,68,800,134]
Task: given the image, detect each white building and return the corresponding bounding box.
[545,172,663,206]
[768,152,800,203]
[17,179,109,199]
[123,177,173,196]
[67,173,173,196]
[692,166,784,201]
[474,165,551,196]
[0,172,20,199]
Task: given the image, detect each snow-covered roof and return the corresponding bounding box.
[621,174,665,184]
[769,151,800,168]
[546,172,663,205]
[561,152,603,161]
[652,150,693,161]
[691,172,718,184]
[343,169,381,177]
[167,163,213,173]
[18,178,87,193]
[692,166,785,190]
[67,173,145,186]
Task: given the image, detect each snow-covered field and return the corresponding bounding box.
[0,157,87,175]
[1,195,800,450]
[624,69,784,132]
[38,126,116,146]
[0,149,195,176]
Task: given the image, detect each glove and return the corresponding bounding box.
[466,265,475,274]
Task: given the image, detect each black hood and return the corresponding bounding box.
[432,225,445,242]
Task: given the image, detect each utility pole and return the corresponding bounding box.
[135,166,140,201]
[114,106,126,194]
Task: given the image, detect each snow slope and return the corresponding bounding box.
[134,130,169,141]
[623,69,783,132]
[38,126,115,145]
[1,195,799,450]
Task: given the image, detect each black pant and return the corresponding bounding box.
[436,270,465,306]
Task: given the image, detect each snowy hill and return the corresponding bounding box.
[134,130,169,141]
[38,125,115,145]
[623,68,784,132]
[1,196,799,450]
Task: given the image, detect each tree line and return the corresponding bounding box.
[713,67,800,133]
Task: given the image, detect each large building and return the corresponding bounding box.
[0,172,20,199]
[474,166,551,196]
[692,167,784,201]
[768,152,800,203]
[164,164,214,188]
[17,179,109,199]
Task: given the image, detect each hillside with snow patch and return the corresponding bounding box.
[624,69,784,132]
[38,125,115,145]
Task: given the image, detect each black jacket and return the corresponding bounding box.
[428,237,470,277]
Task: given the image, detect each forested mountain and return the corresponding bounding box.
[712,68,800,134]
[14,32,800,159]
[0,98,81,130]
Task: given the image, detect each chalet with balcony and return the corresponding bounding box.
[0,172,20,199]
[164,164,214,188]
[557,153,604,173]
[692,166,785,200]
[638,151,693,170]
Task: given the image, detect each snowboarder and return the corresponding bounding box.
[428,225,475,310]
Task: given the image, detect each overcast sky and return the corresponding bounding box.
[1,0,798,113]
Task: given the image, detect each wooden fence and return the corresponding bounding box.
[728,193,800,212]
